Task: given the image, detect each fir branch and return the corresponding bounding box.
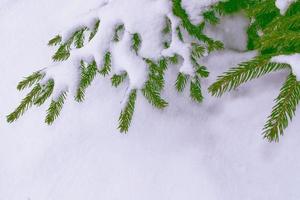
[75,60,98,102]
[52,43,71,62]
[142,84,168,109]
[191,43,205,58]
[203,10,219,25]
[131,33,141,54]
[45,91,68,125]
[17,71,45,91]
[7,84,42,123]
[99,52,111,76]
[113,24,125,42]
[118,89,137,133]
[259,31,300,54]
[34,79,55,106]
[209,56,290,96]
[111,72,127,87]
[89,19,100,41]
[263,73,300,142]
[190,76,203,103]
[195,65,209,78]
[48,35,62,46]
[73,27,88,48]
[167,54,179,65]
[175,72,189,92]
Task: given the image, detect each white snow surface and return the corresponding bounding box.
[272,54,300,79]
[275,0,296,14]
[1,0,300,200]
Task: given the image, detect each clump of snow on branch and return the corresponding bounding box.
[275,0,296,15]
[272,54,300,80]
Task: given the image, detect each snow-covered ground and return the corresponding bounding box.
[1,0,300,199]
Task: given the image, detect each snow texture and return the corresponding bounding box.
[275,0,296,14]
[1,0,300,200]
[272,54,300,79]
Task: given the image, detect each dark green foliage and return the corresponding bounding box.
[142,59,168,109]
[203,10,219,25]
[73,27,88,48]
[175,72,188,92]
[191,43,205,58]
[263,74,300,142]
[113,24,125,42]
[195,65,209,78]
[118,89,137,133]
[209,57,290,97]
[131,33,141,54]
[75,60,98,102]
[17,71,45,91]
[99,52,111,76]
[7,84,42,123]
[45,91,68,125]
[209,0,300,141]
[89,19,100,41]
[34,79,55,106]
[190,77,203,103]
[48,35,62,46]
[111,72,128,87]
[52,43,71,61]
[168,54,179,65]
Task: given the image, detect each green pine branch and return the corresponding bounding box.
[45,91,68,125]
[263,73,300,142]
[7,84,42,123]
[131,33,141,54]
[99,52,111,76]
[17,71,45,91]
[34,79,55,106]
[209,57,290,96]
[89,19,100,41]
[113,24,125,42]
[73,27,88,48]
[118,89,137,133]
[190,76,203,103]
[75,60,98,102]
[111,72,127,87]
[175,72,189,92]
[48,35,62,46]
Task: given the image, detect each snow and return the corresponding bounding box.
[272,54,300,79]
[275,0,296,14]
[1,0,300,200]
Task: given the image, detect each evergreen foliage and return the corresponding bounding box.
[13,0,300,138]
[118,89,137,133]
[208,0,300,141]
[45,91,68,125]
[75,60,98,102]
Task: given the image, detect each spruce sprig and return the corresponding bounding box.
[111,72,128,87]
[89,19,100,41]
[131,33,141,54]
[190,76,203,103]
[75,60,98,102]
[48,35,62,46]
[99,52,111,76]
[45,91,68,125]
[175,72,189,92]
[263,73,300,142]
[7,84,42,123]
[17,71,45,91]
[118,89,137,133]
[34,79,55,106]
[209,57,290,97]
